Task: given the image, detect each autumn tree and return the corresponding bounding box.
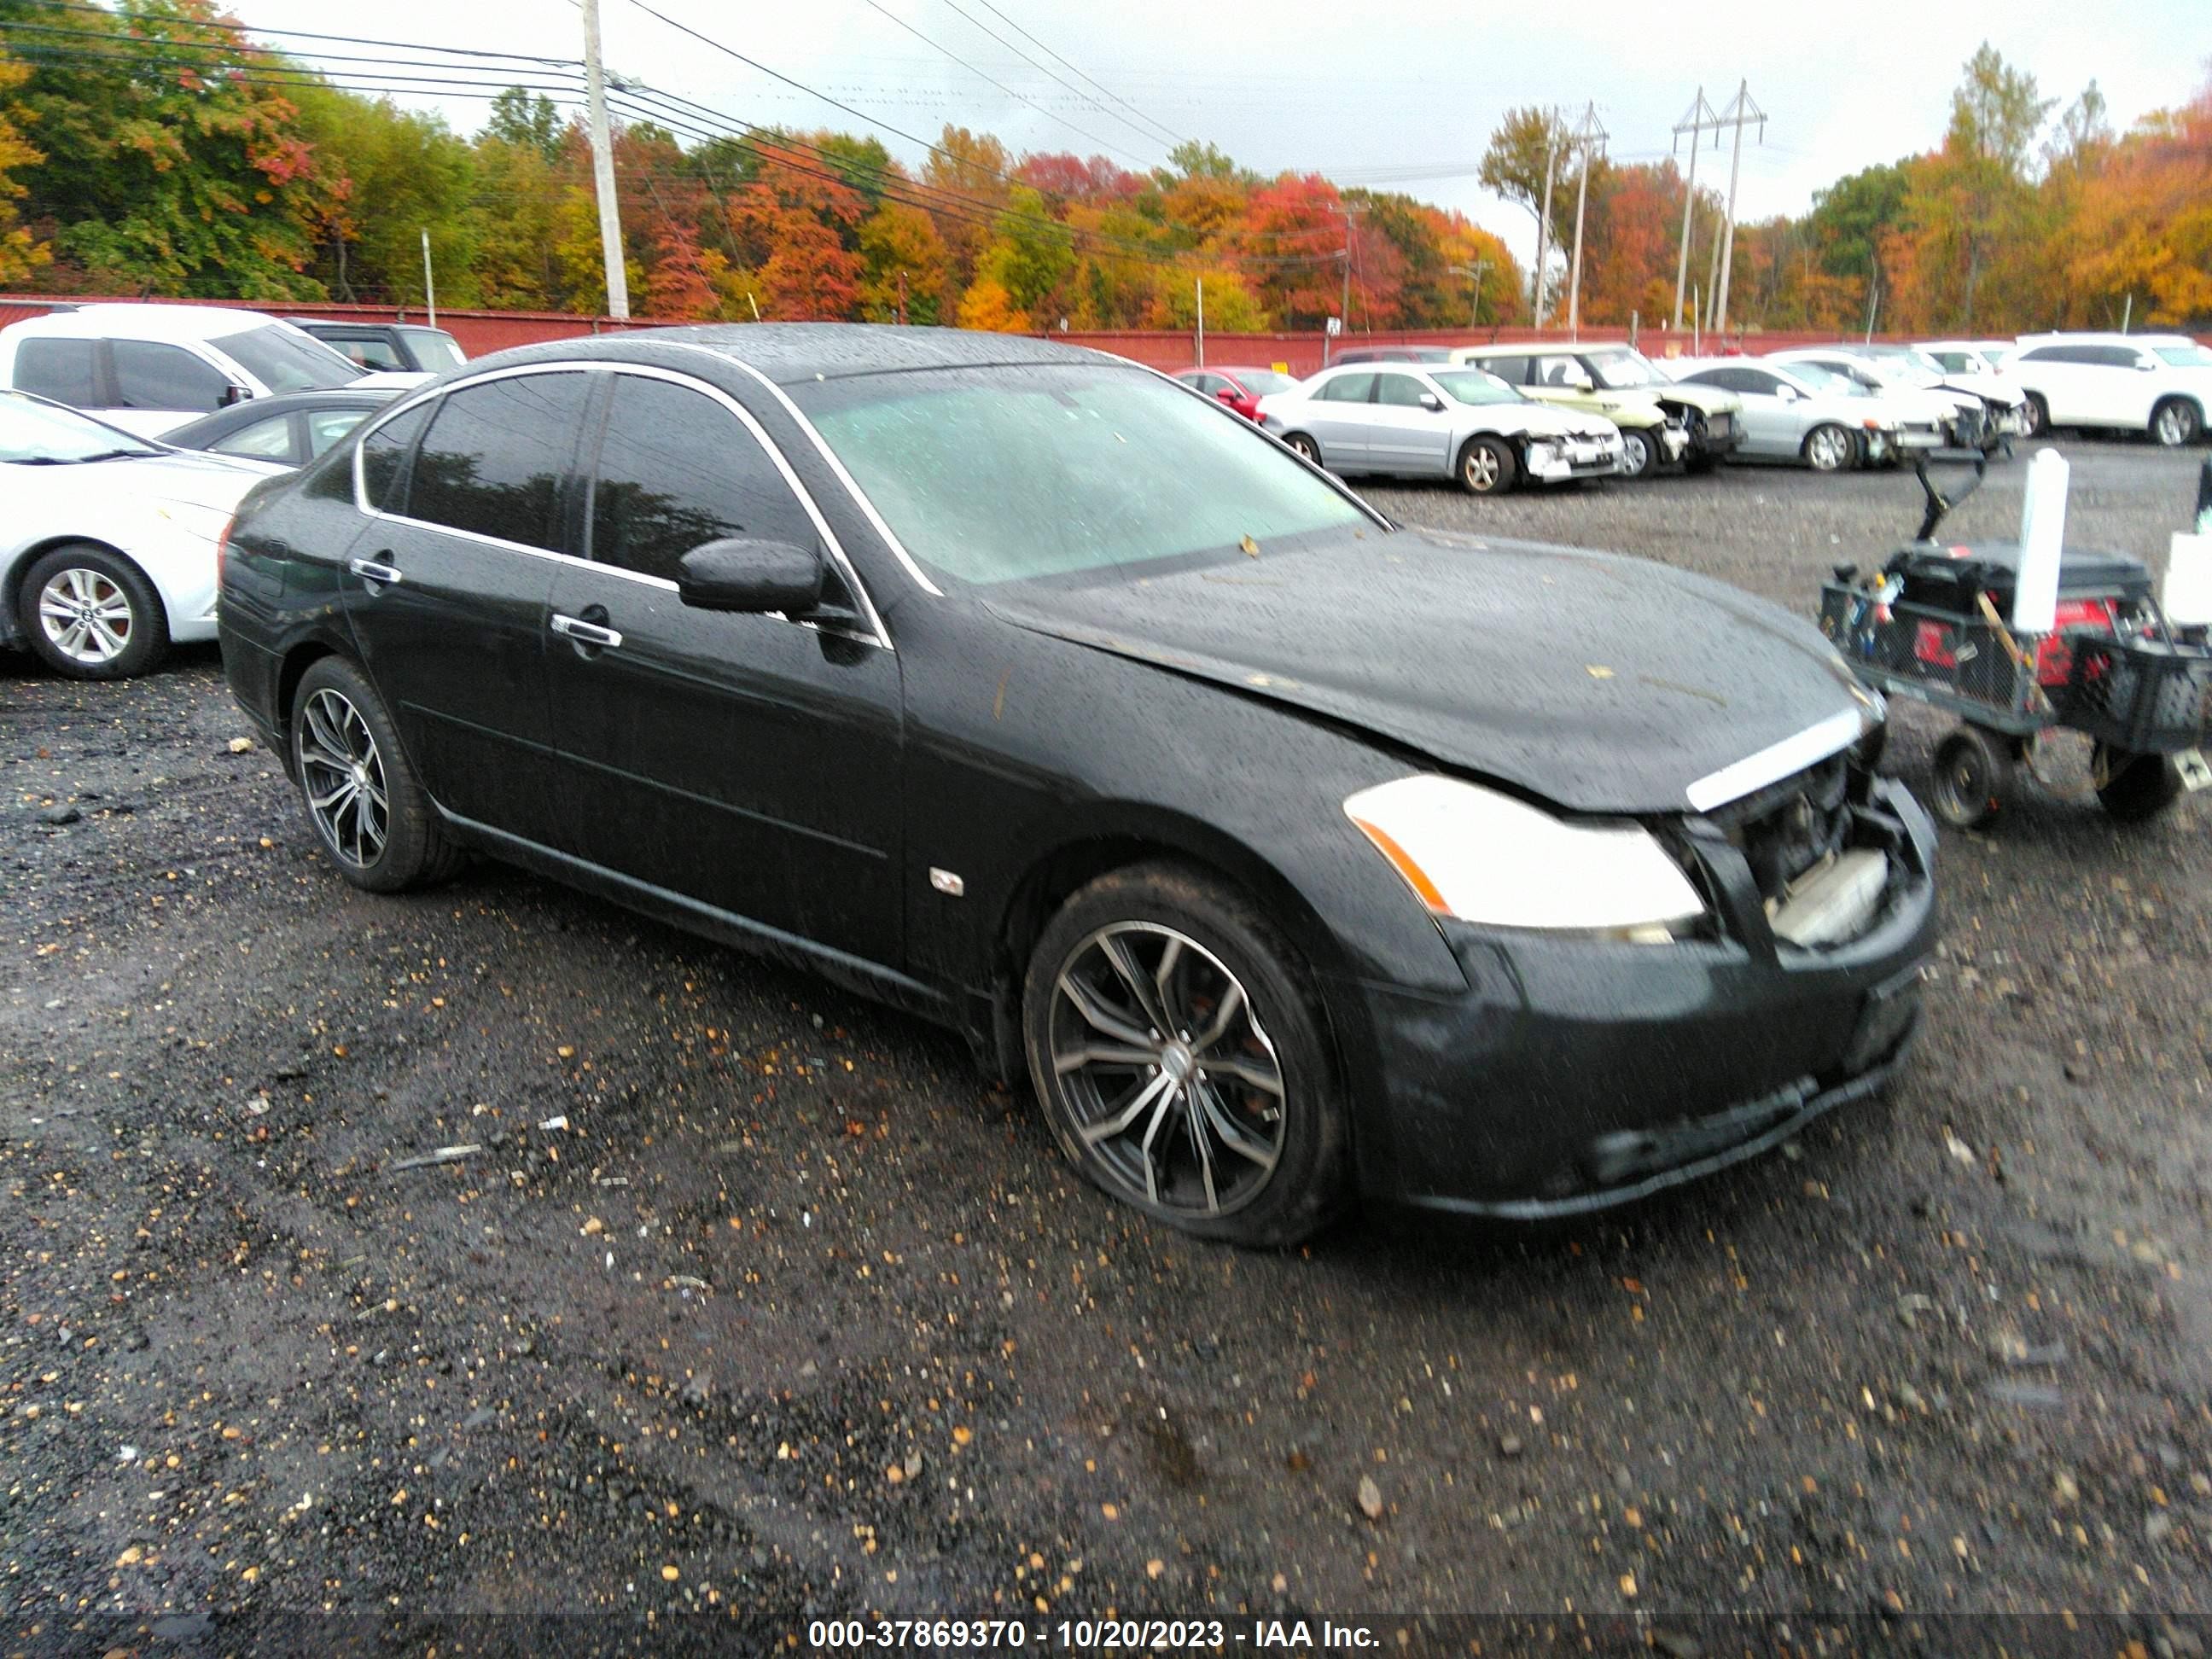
[856,200,951,323]
[1479,105,1572,318]
[0,52,49,285]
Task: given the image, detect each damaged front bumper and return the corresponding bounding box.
[1525,434,1626,483]
[1332,776,1939,1218]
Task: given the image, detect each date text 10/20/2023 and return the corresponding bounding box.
[803,1617,1382,1650]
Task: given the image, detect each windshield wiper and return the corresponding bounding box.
[67,447,159,463]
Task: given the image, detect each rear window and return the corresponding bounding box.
[399,328,467,372]
[212,325,364,393]
[13,337,99,405]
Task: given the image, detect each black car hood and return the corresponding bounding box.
[984,527,1865,814]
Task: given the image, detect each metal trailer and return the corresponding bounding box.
[1818,455,2212,830]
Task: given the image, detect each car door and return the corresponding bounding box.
[342,369,592,847]
[2017,346,2088,424]
[2089,345,2155,427]
[544,368,905,969]
[1525,353,1589,413]
[106,340,235,436]
[1701,368,1795,455]
[1365,371,1453,473]
[1300,371,1377,465]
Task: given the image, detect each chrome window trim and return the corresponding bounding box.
[348,358,890,651]
[1685,707,1867,814]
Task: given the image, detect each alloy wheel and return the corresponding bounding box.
[298,687,389,868]
[1621,431,1651,475]
[36,568,134,667]
[1806,426,1852,472]
[1464,446,1500,491]
[1045,923,1286,1219]
[2153,401,2197,447]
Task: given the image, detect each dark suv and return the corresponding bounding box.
[285,319,467,375]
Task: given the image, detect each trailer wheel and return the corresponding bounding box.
[2092,744,2183,823]
[1928,725,2011,829]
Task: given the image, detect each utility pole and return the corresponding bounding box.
[1565,102,1608,341]
[582,0,630,320]
[1710,79,1764,335]
[1532,124,1558,329]
[1449,259,1488,326]
[420,228,436,329]
[1195,276,1205,367]
[1669,87,1721,331]
[1327,204,1365,365]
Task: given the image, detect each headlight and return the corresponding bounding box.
[1344,774,1706,940]
[1526,440,1558,463]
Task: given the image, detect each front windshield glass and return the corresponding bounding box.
[1783,362,1865,396]
[0,392,163,463]
[2155,345,2212,369]
[796,364,1372,587]
[212,325,364,393]
[1233,370,1297,395]
[1585,349,1665,390]
[1429,369,1524,406]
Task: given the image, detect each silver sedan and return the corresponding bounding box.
[1668,359,1936,471]
[1255,364,1624,495]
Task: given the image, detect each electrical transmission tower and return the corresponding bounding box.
[1709,80,1765,334]
[1563,102,1608,339]
[1668,87,1720,331]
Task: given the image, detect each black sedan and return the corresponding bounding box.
[217,325,1937,1245]
[166,387,399,470]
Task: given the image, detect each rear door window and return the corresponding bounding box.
[358,401,434,511]
[585,374,817,583]
[13,338,100,405]
[113,341,230,411]
[408,373,590,550]
[1315,372,1377,404]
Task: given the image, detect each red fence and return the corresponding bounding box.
[3,293,2200,372]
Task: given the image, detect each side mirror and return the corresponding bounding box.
[678,538,824,614]
[1568,373,1596,393]
[2137,358,2158,371]
[1214,387,1239,404]
[1417,392,1444,411]
[220,383,253,407]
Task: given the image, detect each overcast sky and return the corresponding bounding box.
[246,0,2209,263]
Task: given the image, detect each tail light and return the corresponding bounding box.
[216,514,237,584]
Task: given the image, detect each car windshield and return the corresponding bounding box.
[1232,370,1297,395]
[0,392,164,463]
[1429,369,1523,407]
[1782,361,1864,396]
[1584,349,1665,390]
[212,325,365,393]
[2155,345,2212,369]
[399,327,468,372]
[795,363,1372,587]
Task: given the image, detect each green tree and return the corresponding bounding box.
[485,86,563,158]
[294,87,480,305]
[0,52,49,285]
[1,0,339,298]
[978,184,1074,313]
[1478,105,1572,315]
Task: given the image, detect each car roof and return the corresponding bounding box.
[1458,341,1633,358]
[460,322,1118,388]
[2014,331,2190,346]
[1,302,295,341]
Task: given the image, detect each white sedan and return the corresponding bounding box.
[2,391,277,678]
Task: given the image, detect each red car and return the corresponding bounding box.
[1173,365,1300,422]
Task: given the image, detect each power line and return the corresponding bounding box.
[928,0,1184,152]
[856,0,1150,166]
[967,0,1186,149]
[18,0,582,67]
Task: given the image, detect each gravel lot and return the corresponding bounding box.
[3,439,2208,1651]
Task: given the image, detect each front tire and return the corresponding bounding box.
[1022,861,1351,1246]
[1617,428,1658,479]
[1456,435,1516,495]
[1802,423,1854,474]
[2151,398,2202,448]
[1283,432,1322,466]
[290,656,464,893]
[2020,392,2049,438]
[18,544,167,679]
[1928,725,2011,829]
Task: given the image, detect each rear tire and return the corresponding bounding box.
[1456,435,1516,495]
[18,544,167,680]
[290,656,465,893]
[1283,432,1322,466]
[1022,861,1351,1247]
[1802,423,1854,474]
[2150,398,2202,448]
[2093,745,2183,822]
[1928,725,2011,829]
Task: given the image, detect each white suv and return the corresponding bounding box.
[2005,333,2212,446]
[0,303,405,438]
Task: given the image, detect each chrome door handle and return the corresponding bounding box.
[550,614,623,649]
[348,558,403,585]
